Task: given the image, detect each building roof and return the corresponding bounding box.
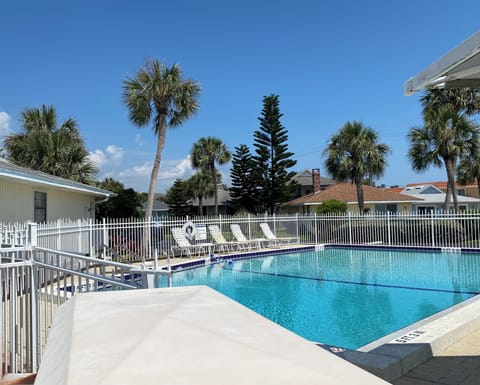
[407,181,478,189]
[284,183,421,206]
[0,158,113,198]
[404,30,480,95]
[400,185,480,204]
[190,187,232,207]
[292,169,335,187]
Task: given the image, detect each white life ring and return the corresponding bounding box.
[182,221,197,240]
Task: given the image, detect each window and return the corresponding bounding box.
[34,191,47,223]
[417,206,434,215]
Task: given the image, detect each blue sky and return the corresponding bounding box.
[1,0,479,193]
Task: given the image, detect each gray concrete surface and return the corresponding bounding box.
[34,286,390,385]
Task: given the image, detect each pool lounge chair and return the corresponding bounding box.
[259,223,298,246]
[208,225,246,253]
[230,224,267,249]
[171,227,213,257]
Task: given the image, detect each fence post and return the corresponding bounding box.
[348,212,352,245]
[56,219,62,250]
[102,217,108,259]
[89,218,94,258]
[314,212,318,245]
[27,222,38,252]
[387,211,391,246]
[431,211,435,247]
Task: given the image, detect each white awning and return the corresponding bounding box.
[404,31,480,95]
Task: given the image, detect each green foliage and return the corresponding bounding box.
[191,136,231,216]
[229,144,259,213]
[122,60,201,219]
[186,170,215,215]
[323,121,390,213]
[95,178,143,218]
[3,104,97,184]
[163,179,193,217]
[408,106,479,211]
[315,199,347,214]
[253,94,297,214]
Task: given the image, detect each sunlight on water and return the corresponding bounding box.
[158,248,480,349]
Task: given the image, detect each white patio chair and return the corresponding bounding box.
[259,223,298,246]
[208,225,246,253]
[170,227,213,257]
[230,224,266,249]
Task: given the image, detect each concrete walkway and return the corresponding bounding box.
[392,328,480,385]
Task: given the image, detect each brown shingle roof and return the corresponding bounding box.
[407,181,479,188]
[284,183,422,206]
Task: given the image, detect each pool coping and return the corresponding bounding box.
[159,243,480,382]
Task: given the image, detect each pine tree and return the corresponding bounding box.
[164,179,193,216]
[253,94,297,214]
[230,144,259,212]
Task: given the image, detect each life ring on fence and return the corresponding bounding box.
[182,221,197,240]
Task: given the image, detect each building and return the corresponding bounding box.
[0,158,113,223]
[400,184,480,212]
[291,169,335,198]
[282,183,420,214]
[190,186,234,216]
[407,181,480,199]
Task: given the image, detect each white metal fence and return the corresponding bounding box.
[3,211,480,376]
[32,212,480,263]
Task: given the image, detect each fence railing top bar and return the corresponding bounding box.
[35,246,141,270]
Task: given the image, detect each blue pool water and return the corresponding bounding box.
[158,247,480,349]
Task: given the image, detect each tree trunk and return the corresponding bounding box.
[212,165,218,216]
[199,196,203,216]
[355,180,365,213]
[145,115,167,220]
[444,157,458,212]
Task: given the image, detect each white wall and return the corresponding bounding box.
[0,179,94,223]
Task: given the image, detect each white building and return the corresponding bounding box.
[0,158,113,223]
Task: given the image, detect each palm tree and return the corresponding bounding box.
[191,136,231,216]
[408,106,479,211]
[3,105,96,183]
[122,60,201,219]
[457,155,480,198]
[187,171,215,216]
[323,121,390,213]
[420,88,480,116]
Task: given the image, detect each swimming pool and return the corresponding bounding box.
[158,247,480,349]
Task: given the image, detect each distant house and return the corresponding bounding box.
[190,186,234,216]
[0,158,114,223]
[282,183,420,214]
[291,169,336,198]
[142,200,169,218]
[407,181,480,199]
[400,184,480,212]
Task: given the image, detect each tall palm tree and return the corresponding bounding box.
[122,60,201,219]
[408,106,479,211]
[420,88,480,116]
[323,121,390,213]
[187,171,215,216]
[3,105,96,183]
[191,136,231,216]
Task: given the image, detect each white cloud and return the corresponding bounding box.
[135,134,144,146]
[0,112,11,137]
[88,145,124,167]
[118,157,195,193]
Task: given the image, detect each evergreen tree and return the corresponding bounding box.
[95,178,143,218]
[229,144,259,212]
[253,94,297,214]
[164,179,193,216]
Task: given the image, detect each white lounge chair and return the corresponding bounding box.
[230,224,266,249]
[171,227,213,257]
[259,223,298,246]
[208,225,246,253]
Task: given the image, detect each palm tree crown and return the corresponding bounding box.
[408,106,479,211]
[122,60,201,219]
[3,104,96,184]
[323,121,390,213]
[191,136,231,216]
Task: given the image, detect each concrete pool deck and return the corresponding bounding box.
[34,286,390,385]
